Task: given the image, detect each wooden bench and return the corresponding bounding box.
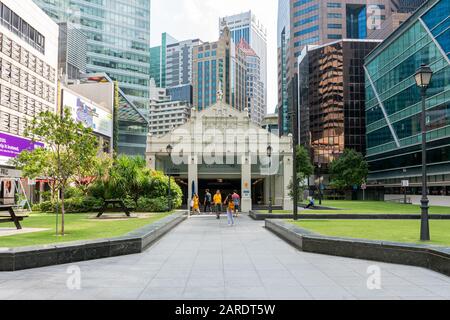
[0,205,29,230]
[96,199,133,218]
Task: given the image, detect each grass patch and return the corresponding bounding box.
[290,219,450,246]
[259,200,450,214]
[0,212,172,248]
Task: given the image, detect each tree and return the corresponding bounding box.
[289,145,314,201]
[296,145,314,178]
[14,108,98,235]
[329,149,368,191]
[108,155,153,206]
[73,152,113,195]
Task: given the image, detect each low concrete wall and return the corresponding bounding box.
[250,211,450,221]
[0,212,187,272]
[385,194,450,207]
[266,219,450,277]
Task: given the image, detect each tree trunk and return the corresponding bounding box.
[61,185,65,235]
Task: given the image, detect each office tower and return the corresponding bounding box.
[277,0,291,136]
[192,28,247,111]
[277,0,424,136]
[147,78,191,137]
[150,32,178,88]
[33,0,151,110]
[220,11,267,114]
[58,22,87,80]
[297,39,380,168]
[237,39,265,125]
[365,0,450,199]
[0,0,58,168]
[166,38,203,88]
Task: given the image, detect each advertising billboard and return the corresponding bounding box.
[0,132,44,166]
[62,89,113,138]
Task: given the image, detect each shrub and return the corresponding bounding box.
[39,201,54,213]
[32,204,41,212]
[38,197,104,213]
[40,191,52,202]
[137,197,169,213]
[64,186,84,199]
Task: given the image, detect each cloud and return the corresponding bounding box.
[151,0,278,113]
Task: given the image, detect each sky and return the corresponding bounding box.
[150,0,278,114]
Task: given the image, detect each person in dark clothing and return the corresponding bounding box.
[203,189,212,214]
[305,197,315,209]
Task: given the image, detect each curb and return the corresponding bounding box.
[250,211,450,221]
[265,219,450,277]
[0,212,187,272]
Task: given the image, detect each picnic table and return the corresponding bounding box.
[0,205,28,230]
[96,199,132,218]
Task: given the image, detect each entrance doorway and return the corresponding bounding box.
[198,179,241,202]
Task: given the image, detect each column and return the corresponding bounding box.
[241,155,252,212]
[147,155,156,170]
[188,155,198,210]
[283,155,294,211]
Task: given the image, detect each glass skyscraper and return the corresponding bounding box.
[277,0,425,136]
[365,0,450,197]
[33,0,151,110]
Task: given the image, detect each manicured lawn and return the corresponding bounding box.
[290,220,450,246]
[258,200,450,214]
[0,212,172,248]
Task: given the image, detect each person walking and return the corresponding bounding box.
[203,189,212,214]
[213,190,222,219]
[232,190,241,218]
[224,193,235,226]
[192,193,201,215]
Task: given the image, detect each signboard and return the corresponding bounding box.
[401,180,409,187]
[63,90,113,138]
[361,183,367,190]
[0,179,15,205]
[0,132,44,166]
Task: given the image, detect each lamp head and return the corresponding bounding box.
[414,64,433,89]
[267,145,273,157]
[166,144,173,155]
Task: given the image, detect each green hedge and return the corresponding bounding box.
[137,197,169,213]
[37,197,103,213]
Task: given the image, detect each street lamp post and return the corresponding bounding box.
[414,64,433,241]
[166,144,173,212]
[317,160,322,205]
[267,145,273,214]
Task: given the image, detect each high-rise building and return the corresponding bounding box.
[237,39,265,125]
[365,0,450,203]
[277,0,292,136]
[150,32,178,88]
[220,11,268,114]
[0,0,58,169]
[192,28,247,111]
[166,38,202,88]
[297,39,380,169]
[277,0,425,136]
[147,77,191,137]
[57,22,87,80]
[33,0,151,110]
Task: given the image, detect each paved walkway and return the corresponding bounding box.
[0,215,449,300]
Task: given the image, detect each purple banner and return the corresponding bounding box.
[0,132,44,159]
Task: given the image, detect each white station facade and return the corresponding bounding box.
[146,102,293,212]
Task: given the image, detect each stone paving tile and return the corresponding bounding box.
[0,214,448,300]
[139,287,185,300]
